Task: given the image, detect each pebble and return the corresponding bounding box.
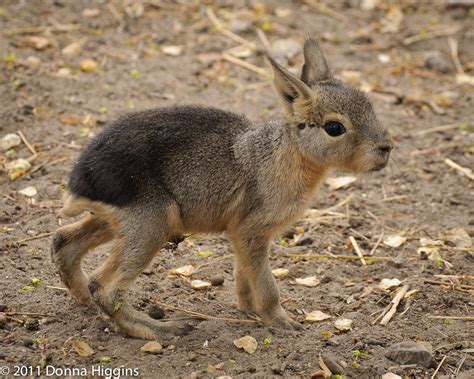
[24,318,40,331]
[211,275,224,286]
[424,51,452,73]
[1,133,21,151]
[385,341,436,368]
[0,304,7,312]
[229,19,253,33]
[321,353,344,374]
[148,305,165,320]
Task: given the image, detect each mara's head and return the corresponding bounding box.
[267,38,392,174]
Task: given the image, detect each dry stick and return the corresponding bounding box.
[425,279,474,290]
[194,254,233,273]
[380,285,409,326]
[45,285,68,291]
[285,253,389,261]
[256,27,271,50]
[447,37,465,75]
[403,26,460,46]
[369,233,384,256]
[349,236,367,265]
[17,130,37,155]
[5,311,55,318]
[431,355,447,379]
[222,52,269,78]
[7,23,81,35]
[206,7,256,50]
[305,195,353,219]
[413,123,460,136]
[444,158,474,180]
[17,232,53,244]
[154,300,257,324]
[429,315,474,321]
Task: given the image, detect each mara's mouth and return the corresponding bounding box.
[370,160,389,172]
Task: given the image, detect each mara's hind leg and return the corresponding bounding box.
[51,215,114,305]
[88,204,193,340]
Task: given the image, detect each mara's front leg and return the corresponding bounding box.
[230,233,302,330]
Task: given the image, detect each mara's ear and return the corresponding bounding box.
[301,38,332,84]
[266,54,312,115]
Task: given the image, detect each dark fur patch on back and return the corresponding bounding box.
[68,106,249,207]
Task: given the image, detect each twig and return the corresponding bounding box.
[369,233,384,256]
[256,27,271,50]
[304,195,353,219]
[380,195,408,202]
[153,300,258,324]
[45,285,68,291]
[431,355,447,379]
[222,52,269,78]
[17,232,53,244]
[349,229,370,241]
[5,311,55,317]
[7,23,81,35]
[206,7,256,50]
[349,236,367,265]
[429,315,474,321]
[17,130,37,155]
[447,37,465,75]
[285,253,389,261]
[425,279,474,290]
[413,123,460,136]
[444,158,474,180]
[380,285,409,325]
[403,26,460,46]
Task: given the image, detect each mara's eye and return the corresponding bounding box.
[323,121,346,137]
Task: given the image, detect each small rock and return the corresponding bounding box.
[382,374,402,379]
[424,51,452,73]
[82,8,100,17]
[1,133,21,151]
[62,41,81,56]
[210,275,224,286]
[18,186,37,197]
[271,363,285,375]
[0,304,7,312]
[321,353,344,374]
[79,59,98,73]
[22,338,34,348]
[162,45,183,56]
[148,305,165,320]
[385,341,437,368]
[24,318,39,331]
[0,315,7,329]
[24,56,41,69]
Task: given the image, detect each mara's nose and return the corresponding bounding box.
[378,141,393,154]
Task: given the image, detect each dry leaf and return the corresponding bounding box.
[5,159,31,180]
[325,176,356,190]
[272,268,289,279]
[162,45,183,56]
[382,374,402,379]
[379,278,402,290]
[383,234,406,248]
[80,59,98,73]
[190,280,211,290]
[334,318,353,331]
[305,311,332,322]
[233,335,257,354]
[456,74,474,86]
[140,341,162,353]
[73,340,95,357]
[1,133,21,151]
[169,264,195,277]
[295,276,320,287]
[18,186,37,197]
[443,227,472,248]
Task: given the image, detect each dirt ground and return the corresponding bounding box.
[1,1,473,378]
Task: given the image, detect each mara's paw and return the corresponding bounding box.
[268,317,303,331]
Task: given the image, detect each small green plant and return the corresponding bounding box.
[351,349,368,368]
[263,337,271,345]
